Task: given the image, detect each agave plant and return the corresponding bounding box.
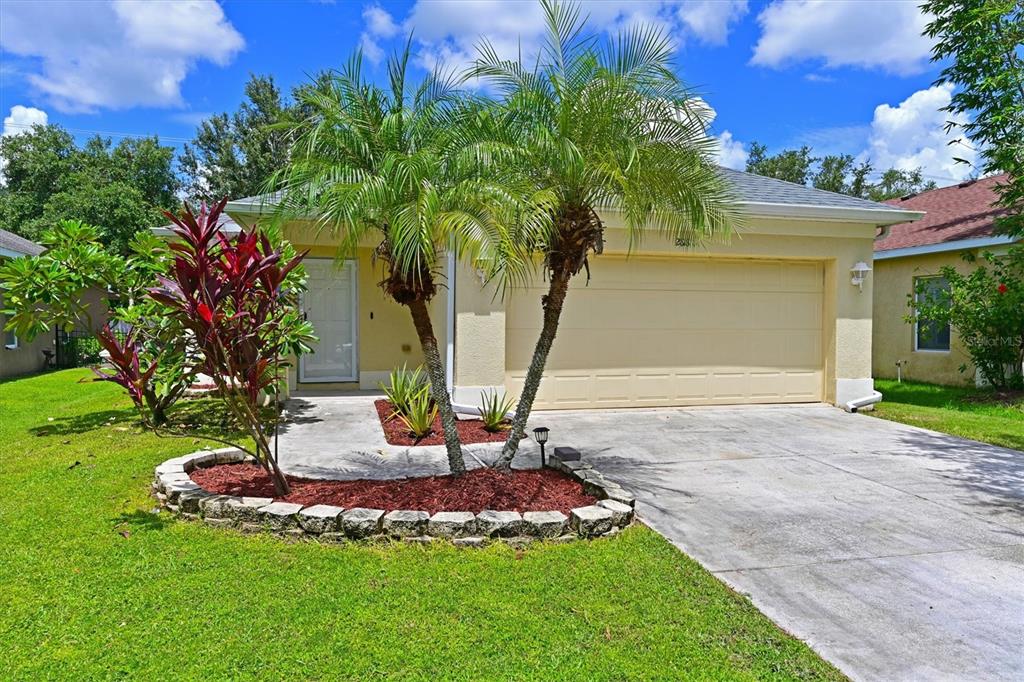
[397,384,438,440]
[478,389,516,432]
[380,364,427,419]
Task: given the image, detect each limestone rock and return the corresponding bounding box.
[597,499,634,526]
[522,510,568,538]
[383,510,429,537]
[475,510,523,537]
[570,505,613,537]
[342,507,385,538]
[427,511,477,538]
[298,504,344,534]
[257,502,304,530]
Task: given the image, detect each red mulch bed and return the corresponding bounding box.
[190,463,596,515]
[374,399,518,447]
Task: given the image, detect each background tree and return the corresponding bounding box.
[472,0,738,468]
[745,143,817,185]
[812,154,873,197]
[0,125,178,252]
[865,168,938,202]
[924,0,1024,237]
[179,74,303,205]
[744,140,938,200]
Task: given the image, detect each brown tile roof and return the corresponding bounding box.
[874,174,1010,252]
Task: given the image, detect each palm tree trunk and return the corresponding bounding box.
[407,298,467,476]
[495,267,572,470]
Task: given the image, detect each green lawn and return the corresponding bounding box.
[870,379,1024,451]
[0,370,842,680]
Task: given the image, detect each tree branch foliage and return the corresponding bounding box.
[923,0,1024,237]
[745,142,937,201]
[0,127,178,253]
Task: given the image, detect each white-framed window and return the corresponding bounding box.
[1,299,16,349]
[914,276,951,352]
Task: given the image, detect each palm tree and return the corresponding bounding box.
[270,42,538,476]
[472,0,742,469]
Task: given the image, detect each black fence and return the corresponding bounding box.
[54,329,127,369]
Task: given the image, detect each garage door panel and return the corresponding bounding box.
[505,257,825,408]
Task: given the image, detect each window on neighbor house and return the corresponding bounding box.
[914,276,951,352]
[1,293,15,349]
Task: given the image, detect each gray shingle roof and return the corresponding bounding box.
[0,228,44,257]
[227,170,922,224]
[718,167,903,211]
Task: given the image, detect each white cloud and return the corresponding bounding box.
[862,84,975,182]
[677,1,748,46]
[2,105,48,137]
[689,97,747,170]
[0,0,244,113]
[751,0,933,75]
[364,4,400,38]
[714,130,748,169]
[360,4,400,64]
[396,1,747,75]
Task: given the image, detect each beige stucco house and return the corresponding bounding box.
[226,169,921,411]
[873,175,1017,386]
[1,228,52,379]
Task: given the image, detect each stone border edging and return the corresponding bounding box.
[153,447,635,546]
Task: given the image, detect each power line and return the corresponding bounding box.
[2,121,193,143]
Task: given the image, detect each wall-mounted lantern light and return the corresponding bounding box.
[851,261,872,291]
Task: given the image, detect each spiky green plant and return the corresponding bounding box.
[398,385,438,440]
[380,364,427,419]
[478,389,516,432]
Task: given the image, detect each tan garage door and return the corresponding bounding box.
[506,257,825,409]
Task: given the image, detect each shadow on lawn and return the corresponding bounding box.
[29,408,138,437]
[112,509,172,533]
[28,398,250,441]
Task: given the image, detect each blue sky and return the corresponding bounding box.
[0,0,973,187]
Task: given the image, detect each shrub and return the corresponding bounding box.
[398,385,437,439]
[380,364,427,419]
[910,245,1024,389]
[101,199,315,495]
[478,389,515,432]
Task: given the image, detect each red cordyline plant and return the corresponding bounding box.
[95,199,309,495]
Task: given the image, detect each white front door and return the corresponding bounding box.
[300,259,358,382]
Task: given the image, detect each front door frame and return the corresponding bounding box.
[299,258,359,383]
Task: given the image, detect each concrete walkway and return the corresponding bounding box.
[276,395,540,479]
[276,397,1023,680]
[538,404,1024,682]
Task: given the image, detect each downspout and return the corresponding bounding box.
[445,251,455,397]
[844,390,883,413]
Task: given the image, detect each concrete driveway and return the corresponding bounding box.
[536,404,1023,682]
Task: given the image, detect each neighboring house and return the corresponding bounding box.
[873,175,1018,386]
[0,228,51,379]
[225,169,921,411]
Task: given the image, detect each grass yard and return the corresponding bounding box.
[871,379,1024,451]
[0,370,842,681]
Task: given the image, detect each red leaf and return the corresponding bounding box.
[197,302,214,323]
